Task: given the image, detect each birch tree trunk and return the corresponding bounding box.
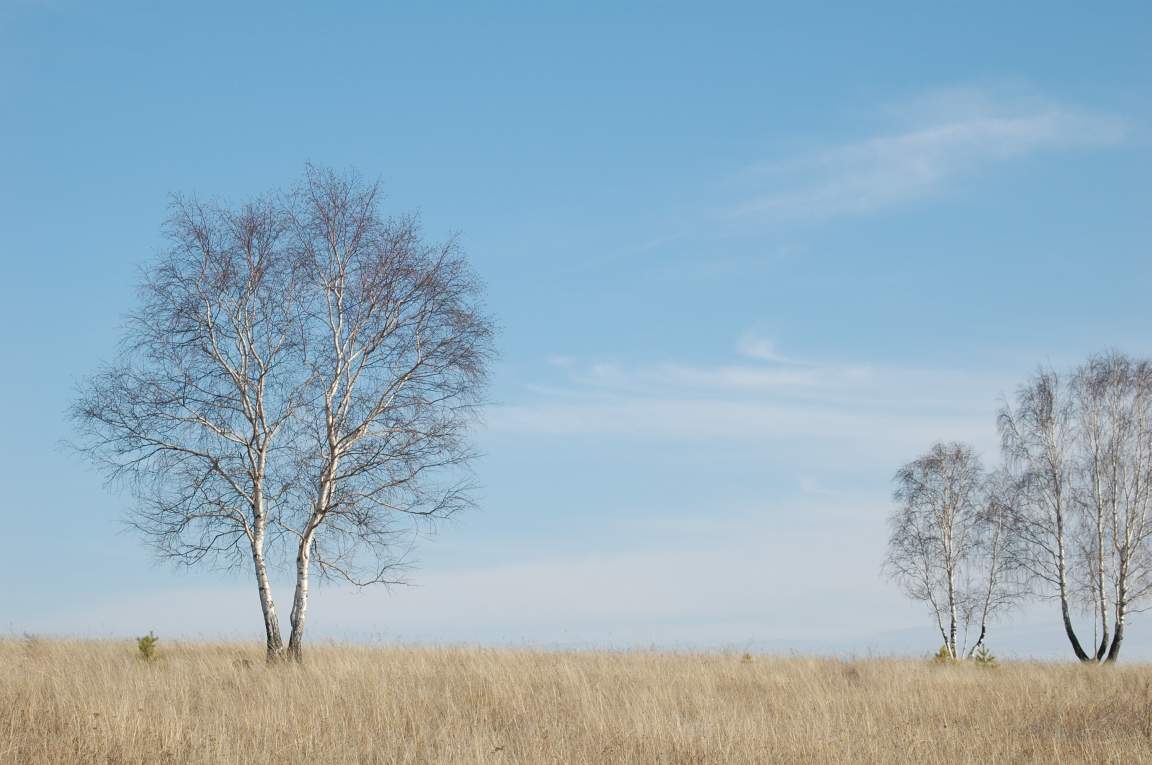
[1106,597,1126,662]
[287,531,314,662]
[1048,438,1092,662]
[1105,559,1129,662]
[251,517,284,659]
[1056,531,1091,662]
[1094,502,1111,661]
[946,568,959,659]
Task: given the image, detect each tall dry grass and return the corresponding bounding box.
[2,637,1151,764]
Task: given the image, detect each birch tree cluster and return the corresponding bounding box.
[884,443,1019,659]
[886,352,1152,662]
[73,166,495,661]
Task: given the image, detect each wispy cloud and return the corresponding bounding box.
[733,86,1129,221]
[736,331,790,363]
[486,335,1011,464]
[571,360,872,395]
[487,397,992,455]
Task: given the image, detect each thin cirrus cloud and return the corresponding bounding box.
[487,339,1009,463]
[736,332,790,363]
[732,87,1130,222]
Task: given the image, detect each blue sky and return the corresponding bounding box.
[2,1,1152,657]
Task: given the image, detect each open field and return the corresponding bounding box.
[2,639,1152,764]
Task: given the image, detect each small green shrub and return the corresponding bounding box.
[931,644,957,664]
[740,652,754,665]
[972,644,997,667]
[136,631,159,661]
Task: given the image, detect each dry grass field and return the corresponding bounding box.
[2,638,1151,764]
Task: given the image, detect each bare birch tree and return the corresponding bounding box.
[999,353,1152,662]
[962,468,1024,655]
[1069,358,1120,660]
[884,442,1018,658]
[73,167,495,663]
[280,167,494,661]
[1070,352,1152,661]
[73,197,300,660]
[997,366,1091,659]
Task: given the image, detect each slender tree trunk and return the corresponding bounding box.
[1106,601,1126,663]
[250,486,284,661]
[1094,492,1110,661]
[1105,568,1128,663]
[287,531,314,662]
[1094,598,1110,662]
[967,624,987,658]
[252,544,284,661]
[931,598,950,655]
[1055,517,1092,662]
[287,454,339,662]
[1058,585,1091,661]
[947,585,958,659]
[943,511,958,659]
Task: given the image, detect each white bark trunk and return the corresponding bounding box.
[287,530,314,661]
[252,539,283,659]
[1054,498,1092,662]
[251,480,284,660]
[946,570,958,659]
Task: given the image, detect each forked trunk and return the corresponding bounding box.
[1094,625,1110,662]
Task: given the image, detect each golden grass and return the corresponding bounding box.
[2,638,1151,764]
